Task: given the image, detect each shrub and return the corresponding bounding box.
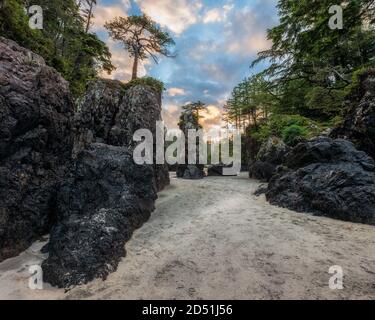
[123,77,164,92]
[282,124,308,146]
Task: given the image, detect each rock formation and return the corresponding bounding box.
[42,144,157,287]
[0,37,170,286]
[331,70,375,160]
[265,137,375,225]
[43,80,170,287]
[176,108,205,179]
[0,37,74,261]
[73,80,169,191]
[249,136,289,182]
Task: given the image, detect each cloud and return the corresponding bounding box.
[200,105,223,130]
[167,87,187,97]
[92,4,130,31]
[223,6,273,55]
[203,4,234,24]
[134,0,203,34]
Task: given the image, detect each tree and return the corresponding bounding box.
[80,0,97,33]
[252,0,375,119]
[178,101,207,130]
[105,14,176,80]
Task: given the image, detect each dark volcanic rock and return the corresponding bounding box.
[74,81,170,191]
[42,144,157,287]
[331,71,375,159]
[0,37,74,261]
[73,79,125,156]
[177,164,205,179]
[207,164,237,176]
[266,137,375,225]
[43,80,169,287]
[249,137,289,182]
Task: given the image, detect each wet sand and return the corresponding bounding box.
[1,173,374,300]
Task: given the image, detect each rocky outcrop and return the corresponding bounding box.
[265,137,375,225]
[176,108,205,179]
[42,79,169,287]
[0,37,74,261]
[0,38,170,286]
[73,80,169,191]
[42,144,157,287]
[249,137,289,182]
[331,70,375,160]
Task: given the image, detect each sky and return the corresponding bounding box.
[92,0,279,130]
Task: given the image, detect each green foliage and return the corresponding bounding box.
[251,0,375,120]
[251,114,323,145]
[123,77,165,93]
[226,0,374,148]
[178,101,206,130]
[0,0,114,97]
[282,125,308,146]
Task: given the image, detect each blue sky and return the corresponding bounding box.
[92,0,279,129]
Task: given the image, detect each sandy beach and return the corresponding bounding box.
[0,173,374,300]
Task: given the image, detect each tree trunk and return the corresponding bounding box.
[85,2,93,33]
[132,53,139,80]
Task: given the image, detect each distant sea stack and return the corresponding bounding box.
[176,107,205,179]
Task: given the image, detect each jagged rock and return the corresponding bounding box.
[249,137,289,181]
[43,80,169,287]
[331,70,375,159]
[74,81,170,191]
[177,164,205,179]
[207,164,237,176]
[266,137,375,225]
[73,79,125,157]
[0,37,74,261]
[42,144,157,287]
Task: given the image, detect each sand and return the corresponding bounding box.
[0,173,374,300]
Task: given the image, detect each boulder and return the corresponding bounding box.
[0,37,74,261]
[331,70,375,159]
[177,164,205,180]
[266,137,375,225]
[42,144,157,287]
[249,137,289,181]
[207,164,237,176]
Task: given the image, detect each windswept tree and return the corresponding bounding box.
[105,14,176,80]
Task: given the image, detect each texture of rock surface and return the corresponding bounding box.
[331,71,375,159]
[266,137,375,225]
[42,144,157,287]
[43,80,169,287]
[249,137,289,182]
[0,37,74,261]
[74,81,169,191]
